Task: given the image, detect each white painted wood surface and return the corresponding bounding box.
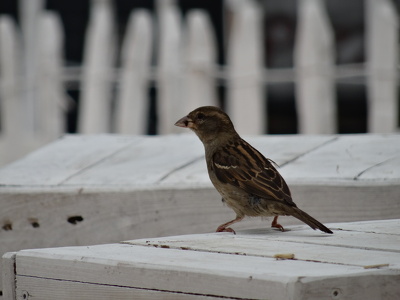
[115,10,153,134]
[295,0,336,134]
[1,253,16,300]
[5,219,400,300]
[366,0,399,133]
[0,133,399,297]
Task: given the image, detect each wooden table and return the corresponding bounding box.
[1,134,400,297]
[3,219,400,300]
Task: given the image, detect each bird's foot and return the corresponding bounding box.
[271,223,285,232]
[271,216,285,232]
[216,226,236,234]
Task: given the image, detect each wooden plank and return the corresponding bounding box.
[78,0,115,133]
[366,0,399,133]
[127,219,400,268]
[14,243,399,300]
[160,135,335,186]
[1,135,400,298]
[2,134,398,187]
[0,135,143,186]
[129,235,400,269]
[328,219,400,235]
[226,0,264,134]
[115,10,152,134]
[280,134,400,181]
[1,252,16,300]
[63,135,204,186]
[0,186,232,257]
[12,220,400,300]
[294,0,336,134]
[183,10,217,111]
[283,184,400,223]
[16,276,225,300]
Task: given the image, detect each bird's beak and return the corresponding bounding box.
[174,116,193,128]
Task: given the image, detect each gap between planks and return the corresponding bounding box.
[56,137,147,186]
[278,136,338,167]
[158,155,204,183]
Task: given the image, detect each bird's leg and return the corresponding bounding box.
[271,216,285,232]
[216,215,244,234]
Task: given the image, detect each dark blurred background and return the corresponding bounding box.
[1,0,399,134]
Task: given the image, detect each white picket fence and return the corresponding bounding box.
[0,0,399,166]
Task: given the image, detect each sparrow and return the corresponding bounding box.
[175,106,333,234]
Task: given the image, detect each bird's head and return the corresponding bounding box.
[174,106,237,144]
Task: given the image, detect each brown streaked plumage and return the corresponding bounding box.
[175,106,333,234]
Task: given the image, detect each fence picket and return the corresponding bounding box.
[0,0,399,167]
[19,0,45,133]
[295,0,336,134]
[226,0,265,134]
[157,3,183,134]
[183,10,217,113]
[115,10,153,134]
[0,16,28,165]
[78,0,116,133]
[36,12,65,142]
[366,0,399,133]
[0,16,23,139]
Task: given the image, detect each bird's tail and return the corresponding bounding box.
[290,207,333,234]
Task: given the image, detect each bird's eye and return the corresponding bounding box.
[197,113,205,120]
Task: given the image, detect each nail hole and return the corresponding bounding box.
[22,291,29,299]
[331,288,341,299]
[67,216,84,225]
[29,218,40,228]
[2,222,12,231]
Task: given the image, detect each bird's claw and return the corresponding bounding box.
[216,226,236,234]
[271,223,285,232]
[271,216,285,232]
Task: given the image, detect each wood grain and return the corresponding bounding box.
[10,220,400,300]
[1,134,399,297]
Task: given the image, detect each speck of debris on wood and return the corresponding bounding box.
[363,263,389,269]
[274,253,295,260]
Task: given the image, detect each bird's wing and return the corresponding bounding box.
[212,140,294,205]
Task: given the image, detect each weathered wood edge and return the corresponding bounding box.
[2,252,16,300]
